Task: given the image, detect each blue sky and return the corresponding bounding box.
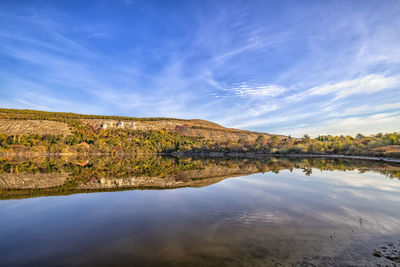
[0,0,399,136]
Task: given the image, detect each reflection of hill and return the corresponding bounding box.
[0,156,399,200]
[0,172,68,189]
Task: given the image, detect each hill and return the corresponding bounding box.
[0,108,399,158]
[0,108,284,155]
[0,108,283,145]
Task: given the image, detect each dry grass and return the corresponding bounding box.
[0,119,71,136]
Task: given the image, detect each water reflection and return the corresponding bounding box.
[0,156,400,266]
[0,155,399,200]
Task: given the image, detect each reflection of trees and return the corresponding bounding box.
[0,155,206,179]
[1,156,400,179]
[302,167,312,176]
[1,156,400,199]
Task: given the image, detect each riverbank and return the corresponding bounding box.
[172,151,400,163]
[282,153,400,163]
[1,150,400,164]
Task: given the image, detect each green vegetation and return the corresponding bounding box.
[0,108,187,122]
[265,133,400,158]
[0,155,204,179]
[175,132,400,158]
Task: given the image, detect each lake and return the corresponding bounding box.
[0,156,399,266]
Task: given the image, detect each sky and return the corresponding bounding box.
[0,0,399,137]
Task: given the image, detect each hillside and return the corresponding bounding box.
[0,108,399,158]
[0,108,282,147]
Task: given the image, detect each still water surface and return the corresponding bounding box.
[0,156,400,266]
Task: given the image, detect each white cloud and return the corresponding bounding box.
[330,102,400,117]
[230,110,322,130]
[210,42,261,63]
[308,74,398,99]
[280,112,400,137]
[223,81,286,98]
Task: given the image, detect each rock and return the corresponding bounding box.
[373,250,382,257]
[373,241,400,263]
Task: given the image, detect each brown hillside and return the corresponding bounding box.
[0,119,71,136]
[0,109,283,145]
[81,118,282,144]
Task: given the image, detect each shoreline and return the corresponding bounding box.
[1,151,400,163]
[280,153,400,163]
[171,152,400,163]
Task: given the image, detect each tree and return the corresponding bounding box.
[356,133,365,140]
[302,134,310,142]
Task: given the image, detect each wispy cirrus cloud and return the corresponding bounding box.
[217,81,286,98]
[308,74,398,100]
[277,112,400,137]
[329,102,400,117]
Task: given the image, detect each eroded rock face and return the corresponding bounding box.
[99,121,137,130]
[84,119,184,131]
[373,241,400,263]
[0,116,281,146]
[0,120,71,136]
[82,119,278,144]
